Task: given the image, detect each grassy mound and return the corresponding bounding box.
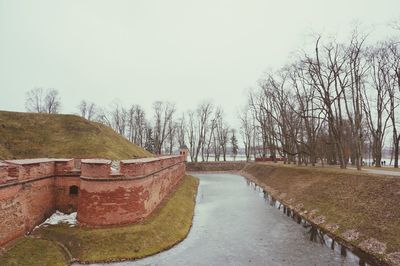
[0,175,199,265]
[0,111,152,160]
[243,163,400,257]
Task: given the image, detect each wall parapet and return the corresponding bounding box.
[120,156,184,178]
[81,159,112,178]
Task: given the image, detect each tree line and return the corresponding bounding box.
[24,89,239,162]
[24,28,400,169]
[240,30,400,169]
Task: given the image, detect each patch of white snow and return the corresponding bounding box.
[35,211,77,229]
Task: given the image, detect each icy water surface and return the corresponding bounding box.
[91,173,359,266]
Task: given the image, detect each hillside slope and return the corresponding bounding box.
[0,111,152,160]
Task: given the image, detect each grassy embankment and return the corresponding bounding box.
[243,163,400,265]
[0,175,199,266]
[186,161,247,172]
[0,111,152,160]
[362,166,400,172]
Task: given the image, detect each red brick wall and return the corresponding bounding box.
[0,185,24,246]
[55,160,74,175]
[78,156,185,226]
[6,166,19,179]
[0,164,8,184]
[0,178,55,246]
[120,156,183,177]
[13,162,55,181]
[120,161,147,176]
[54,176,81,213]
[81,160,111,178]
[0,160,62,246]
[0,155,186,246]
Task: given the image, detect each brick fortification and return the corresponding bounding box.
[0,155,185,246]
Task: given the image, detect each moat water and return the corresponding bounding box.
[91,173,360,266]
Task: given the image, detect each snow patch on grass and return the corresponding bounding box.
[36,211,77,229]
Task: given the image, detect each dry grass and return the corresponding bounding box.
[257,161,400,172]
[362,166,400,172]
[243,163,400,256]
[0,111,152,160]
[186,161,247,172]
[0,238,69,266]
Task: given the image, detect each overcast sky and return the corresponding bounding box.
[0,0,399,127]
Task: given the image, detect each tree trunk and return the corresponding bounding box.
[394,135,400,168]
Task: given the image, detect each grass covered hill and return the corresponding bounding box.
[0,111,152,160]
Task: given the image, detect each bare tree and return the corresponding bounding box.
[289,61,324,166]
[239,106,254,162]
[387,40,400,168]
[342,32,369,170]
[305,37,350,168]
[153,101,176,155]
[110,103,128,136]
[362,44,392,167]
[194,101,213,162]
[25,88,45,113]
[78,100,96,120]
[165,119,176,155]
[44,89,61,114]
[187,110,198,161]
[242,30,399,169]
[94,107,112,127]
[176,114,186,148]
[215,112,229,161]
[25,88,61,114]
[127,104,147,147]
[203,108,220,161]
[248,88,276,159]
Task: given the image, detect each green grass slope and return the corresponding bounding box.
[0,111,152,160]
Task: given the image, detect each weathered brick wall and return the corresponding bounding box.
[0,160,63,246]
[54,159,75,175]
[81,159,111,178]
[54,176,81,213]
[0,164,8,184]
[77,156,185,226]
[4,160,56,181]
[0,155,186,246]
[0,185,25,246]
[120,158,152,176]
[0,178,55,246]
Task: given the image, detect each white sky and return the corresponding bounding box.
[0,0,399,128]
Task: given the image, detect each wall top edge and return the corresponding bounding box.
[121,155,181,164]
[81,159,111,164]
[3,158,72,165]
[0,155,182,167]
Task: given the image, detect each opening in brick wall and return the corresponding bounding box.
[69,185,79,196]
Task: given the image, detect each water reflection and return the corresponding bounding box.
[245,180,376,266]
